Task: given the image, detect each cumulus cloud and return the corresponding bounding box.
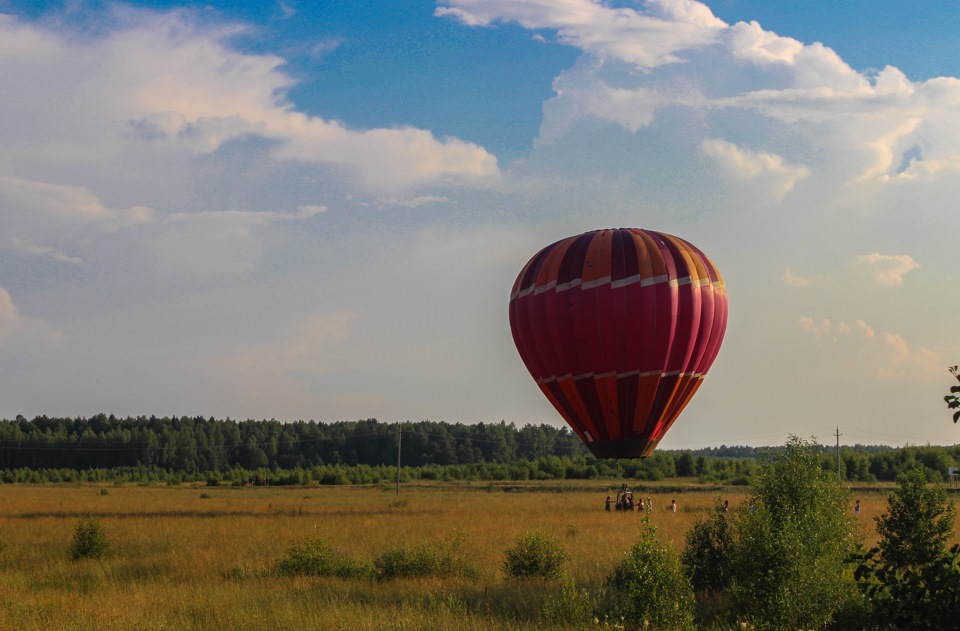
[437,0,725,70]
[441,1,960,190]
[700,138,810,200]
[856,253,920,286]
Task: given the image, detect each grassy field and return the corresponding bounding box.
[0,481,932,630]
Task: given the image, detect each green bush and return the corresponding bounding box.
[502,531,567,580]
[606,516,696,631]
[71,516,110,560]
[541,576,594,626]
[374,531,474,581]
[681,499,733,593]
[729,436,859,630]
[275,536,370,578]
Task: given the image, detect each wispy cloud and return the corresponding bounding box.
[856,253,920,287]
[784,268,824,287]
[10,238,83,266]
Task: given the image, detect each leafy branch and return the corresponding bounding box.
[946,366,960,423]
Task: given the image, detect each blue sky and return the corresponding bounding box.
[1,0,959,449]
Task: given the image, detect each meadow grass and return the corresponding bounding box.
[0,481,941,630]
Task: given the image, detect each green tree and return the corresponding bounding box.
[854,467,960,629]
[877,467,955,569]
[729,436,859,630]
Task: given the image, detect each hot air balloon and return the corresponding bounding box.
[508,228,727,459]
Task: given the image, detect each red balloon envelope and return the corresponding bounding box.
[509,228,728,459]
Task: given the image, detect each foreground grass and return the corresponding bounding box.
[0,481,922,630]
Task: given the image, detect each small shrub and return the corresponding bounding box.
[541,575,594,625]
[387,498,409,509]
[374,531,474,581]
[606,516,696,631]
[275,536,370,578]
[71,516,110,560]
[502,531,567,580]
[222,565,270,581]
[375,544,444,580]
[98,488,109,496]
[199,492,212,499]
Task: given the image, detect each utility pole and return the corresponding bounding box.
[835,427,842,481]
[396,424,402,496]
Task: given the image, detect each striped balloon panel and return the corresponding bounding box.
[509,228,728,459]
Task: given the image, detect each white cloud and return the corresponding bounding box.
[855,319,875,338]
[0,175,153,231]
[856,253,920,287]
[295,205,328,217]
[373,195,449,209]
[799,316,941,381]
[700,138,810,201]
[783,268,823,287]
[0,287,61,348]
[878,332,941,379]
[798,316,832,339]
[0,288,22,343]
[437,0,725,70]
[145,206,324,277]
[1,10,499,193]
[449,1,960,191]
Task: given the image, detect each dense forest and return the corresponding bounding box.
[0,414,957,486]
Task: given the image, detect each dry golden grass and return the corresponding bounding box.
[0,481,947,630]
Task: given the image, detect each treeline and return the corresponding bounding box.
[0,414,957,485]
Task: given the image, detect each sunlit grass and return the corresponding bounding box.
[0,481,945,629]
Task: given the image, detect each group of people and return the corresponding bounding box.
[604,495,862,515]
[605,486,679,513]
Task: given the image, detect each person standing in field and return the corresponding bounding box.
[854,499,860,516]
[670,499,677,512]
[605,495,612,511]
